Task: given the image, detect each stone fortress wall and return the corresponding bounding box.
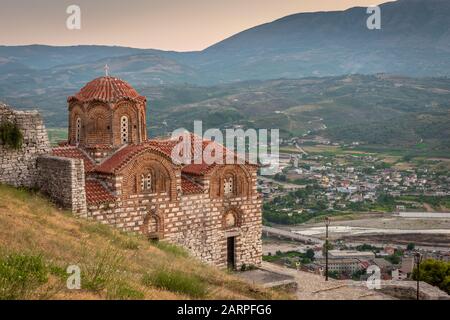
[36,156,87,216]
[0,102,86,214]
[0,103,51,187]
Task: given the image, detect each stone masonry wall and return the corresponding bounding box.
[0,103,50,187]
[37,155,87,216]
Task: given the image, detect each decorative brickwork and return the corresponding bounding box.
[0,102,50,188]
[67,77,147,154]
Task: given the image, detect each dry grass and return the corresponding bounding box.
[0,184,290,300]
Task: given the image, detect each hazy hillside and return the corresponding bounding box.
[3,74,449,155]
[144,75,450,155]
[0,45,151,69]
[0,185,287,300]
[197,0,450,82]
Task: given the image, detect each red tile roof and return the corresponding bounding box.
[85,180,116,205]
[181,177,204,195]
[95,134,254,175]
[177,133,253,176]
[67,76,146,104]
[95,141,179,174]
[52,146,96,172]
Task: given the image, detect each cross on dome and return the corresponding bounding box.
[104,64,110,77]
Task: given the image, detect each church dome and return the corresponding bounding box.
[68,76,146,104]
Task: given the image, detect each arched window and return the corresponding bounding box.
[224,176,234,196]
[141,173,152,192]
[75,117,81,143]
[120,116,129,144]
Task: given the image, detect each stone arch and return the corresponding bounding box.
[120,150,178,199]
[141,210,164,240]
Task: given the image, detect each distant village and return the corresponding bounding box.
[258,136,450,220]
[259,136,450,282]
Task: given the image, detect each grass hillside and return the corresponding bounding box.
[0,184,288,300]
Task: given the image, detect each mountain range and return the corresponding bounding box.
[1,0,449,95]
[0,0,449,153]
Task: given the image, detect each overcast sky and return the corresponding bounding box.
[0,0,393,51]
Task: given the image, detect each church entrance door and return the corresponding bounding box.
[227,237,235,270]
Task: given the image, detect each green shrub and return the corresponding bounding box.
[0,121,23,149]
[142,269,207,298]
[412,259,450,294]
[82,248,123,292]
[0,253,48,300]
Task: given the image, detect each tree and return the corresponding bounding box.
[0,121,23,149]
[322,242,334,256]
[406,243,415,251]
[412,259,450,294]
[385,254,401,265]
[274,173,287,182]
[305,249,315,261]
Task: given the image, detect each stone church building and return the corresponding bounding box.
[48,76,262,269]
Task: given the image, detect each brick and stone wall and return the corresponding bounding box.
[0,103,50,188]
[36,155,87,216]
[86,167,262,269]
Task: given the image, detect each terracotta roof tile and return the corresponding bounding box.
[95,140,179,174]
[181,177,203,195]
[67,76,146,104]
[85,180,115,205]
[52,146,96,172]
[95,133,253,175]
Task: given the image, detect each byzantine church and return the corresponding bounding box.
[52,75,262,269]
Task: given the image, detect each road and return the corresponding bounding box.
[263,225,450,253]
[294,143,308,155]
[262,226,323,245]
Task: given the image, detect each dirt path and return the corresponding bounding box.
[423,203,435,212]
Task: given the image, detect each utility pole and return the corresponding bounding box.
[415,252,422,300]
[325,217,330,281]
